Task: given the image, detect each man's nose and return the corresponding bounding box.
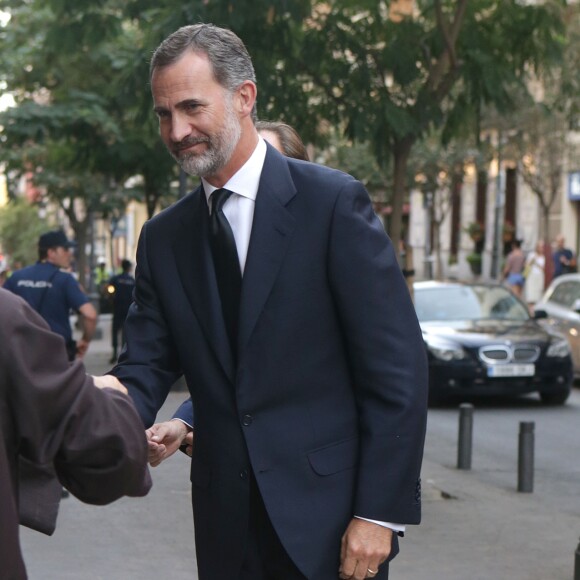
[169,113,191,143]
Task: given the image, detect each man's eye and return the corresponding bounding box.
[155,110,170,119]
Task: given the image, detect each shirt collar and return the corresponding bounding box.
[202,137,267,204]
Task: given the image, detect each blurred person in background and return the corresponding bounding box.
[107,258,136,363]
[552,234,576,278]
[0,287,151,579]
[502,238,526,298]
[255,120,310,161]
[524,240,545,314]
[3,230,97,360]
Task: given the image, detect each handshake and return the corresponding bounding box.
[145,420,193,467]
[93,376,193,467]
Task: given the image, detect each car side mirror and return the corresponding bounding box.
[533,309,548,320]
[572,299,580,314]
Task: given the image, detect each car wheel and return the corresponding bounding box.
[539,389,570,405]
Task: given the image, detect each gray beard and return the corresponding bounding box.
[174,102,242,177]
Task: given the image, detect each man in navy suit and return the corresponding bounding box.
[111,23,428,580]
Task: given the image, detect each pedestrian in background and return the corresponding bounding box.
[524,240,545,314]
[108,258,136,363]
[110,23,427,580]
[3,230,97,360]
[0,287,151,579]
[502,238,526,298]
[552,234,577,278]
[255,120,310,161]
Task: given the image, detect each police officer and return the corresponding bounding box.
[107,258,135,363]
[4,229,97,360]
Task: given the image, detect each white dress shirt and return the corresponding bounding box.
[202,137,267,274]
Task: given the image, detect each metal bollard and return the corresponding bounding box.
[575,537,580,580]
[517,421,535,493]
[457,403,474,470]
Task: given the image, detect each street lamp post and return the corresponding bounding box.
[423,191,433,279]
[490,132,506,280]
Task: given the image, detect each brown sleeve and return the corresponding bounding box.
[1,290,151,504]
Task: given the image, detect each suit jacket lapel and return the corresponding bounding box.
[238,148,296,355]
[172,189,236,380]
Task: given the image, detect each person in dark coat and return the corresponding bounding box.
[110,24,427,580]
[0,288,151,579]
[108,258,136,363]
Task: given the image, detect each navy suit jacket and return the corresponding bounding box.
[113,144,428,579]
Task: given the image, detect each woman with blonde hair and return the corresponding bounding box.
[524,240,546,313]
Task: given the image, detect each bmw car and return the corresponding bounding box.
[413,281,573,405]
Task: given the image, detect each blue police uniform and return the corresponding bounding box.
[4,262,89,347]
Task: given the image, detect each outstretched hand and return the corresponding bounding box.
[146,420,192,467]
[339,518,393,579]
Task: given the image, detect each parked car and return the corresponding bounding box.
[413,281,572,404]
[534,273,580,376]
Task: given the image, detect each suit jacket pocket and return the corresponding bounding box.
[190,456,211,488]
[307,436,359,476]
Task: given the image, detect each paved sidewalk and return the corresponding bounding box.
[19,317,580,579]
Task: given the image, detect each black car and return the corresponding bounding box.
[413,281,573,405]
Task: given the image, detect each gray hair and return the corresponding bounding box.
[150,23,257,120]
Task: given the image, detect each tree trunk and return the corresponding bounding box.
[145,182,160,219]
[71,219,91,291]
[542,207,554,288]
[390,137,414,252]
[433,219,443,280]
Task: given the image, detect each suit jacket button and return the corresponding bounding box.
[242,414,253,426]
[240,469,248,480]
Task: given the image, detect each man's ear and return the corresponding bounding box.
[235,81,257,118]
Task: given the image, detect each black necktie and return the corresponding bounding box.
[209,188,242,354]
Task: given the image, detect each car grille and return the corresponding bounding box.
[479,345,540,364]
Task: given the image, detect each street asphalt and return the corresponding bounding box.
[19,315,580,579]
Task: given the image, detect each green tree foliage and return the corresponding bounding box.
[282,0,567,245]
[0,0,176,284]
[0,198,50,267]
[485,3,580,243]
[0,0,570,262]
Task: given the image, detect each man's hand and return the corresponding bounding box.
[339,518,393,579]
[92,374,128,395]
[146,420,192,467]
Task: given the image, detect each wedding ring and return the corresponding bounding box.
[367,569,378,575]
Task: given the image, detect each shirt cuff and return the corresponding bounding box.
[171,418,193,430]
[354,516,406,535]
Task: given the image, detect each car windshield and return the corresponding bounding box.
[414,285,530,322]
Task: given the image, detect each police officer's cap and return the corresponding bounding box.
[38,230,76,250]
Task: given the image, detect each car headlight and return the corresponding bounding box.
[425,337,466,361]
[546,337,571,358]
